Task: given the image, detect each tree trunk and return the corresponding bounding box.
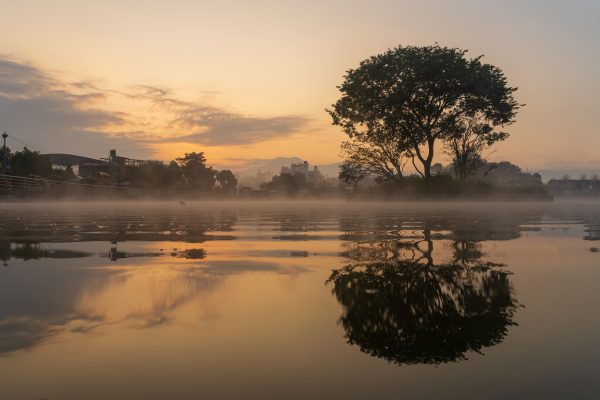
[423,161,432,179]
[423,139,435,180]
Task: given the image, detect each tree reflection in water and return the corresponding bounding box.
[328,222,520,365]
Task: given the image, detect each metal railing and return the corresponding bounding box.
[0,174,230,199]
[0,174,130,195]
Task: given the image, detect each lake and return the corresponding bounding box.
[0,201,599,399]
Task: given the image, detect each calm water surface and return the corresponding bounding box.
[0,201,599,399]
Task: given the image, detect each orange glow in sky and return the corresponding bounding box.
[0,0,598,173]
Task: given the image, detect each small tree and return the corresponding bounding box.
[339,126,408,182]
[216,170,238,194]
[262,173,306,195]
[339,162,365,186]
[329,44,520,179]
[9,147,53,177]
[444,114,509,181]
[0,145,11,174]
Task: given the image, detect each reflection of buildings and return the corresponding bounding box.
[107,241,206,261]
[0,241,91,266]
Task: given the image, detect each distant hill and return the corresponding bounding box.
[236,157,304,178]
[232,157,340,178]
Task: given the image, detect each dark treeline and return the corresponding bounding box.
[0,147,237,197]
[259,173,338,198]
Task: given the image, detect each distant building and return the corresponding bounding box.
[280,160,324,187]
[281,161,308,176]
[100,149,163,181]
[45,153,111,178]
[45,149,162,181]
[547,178,600,196]
[101,149,162,168]
[236,170,273,190]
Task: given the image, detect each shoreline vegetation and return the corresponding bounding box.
[0,145,580,203]
[0,180,554,202]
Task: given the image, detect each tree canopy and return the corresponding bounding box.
[9,147,53,178]
[176,152,216,191]
[216,169,238,193]
[329,44,520,179]
[444,113,509,181]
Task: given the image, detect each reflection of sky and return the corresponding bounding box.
[0,203,599,399]
[0,251,308,355]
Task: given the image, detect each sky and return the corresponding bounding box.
[0,0,598,173]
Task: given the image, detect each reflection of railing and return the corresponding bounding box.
[0,174,129,195]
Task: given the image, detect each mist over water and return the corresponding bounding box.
[0,200,599,399]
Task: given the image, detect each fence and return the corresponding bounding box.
[0,175,228,199]
[0,174,131,197]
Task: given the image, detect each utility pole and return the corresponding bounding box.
[1,132,7,175]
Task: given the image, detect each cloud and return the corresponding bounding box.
[127,84,310,146]
[0,56,147,158]
[0,56,310,159]
[175,115,310,146]
[0,59,46,96]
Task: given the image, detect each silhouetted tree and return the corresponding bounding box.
[126,161,184,191]
[176,152,216,192]
[338,124,408,182]
[9,147,53,178]
[444,114,508,181]
[328,44,520,179]
[339,162,365,186]
[165,161,186,190]
[216,170,238,194]
[0,145,11,173]
[261,172,307,195]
